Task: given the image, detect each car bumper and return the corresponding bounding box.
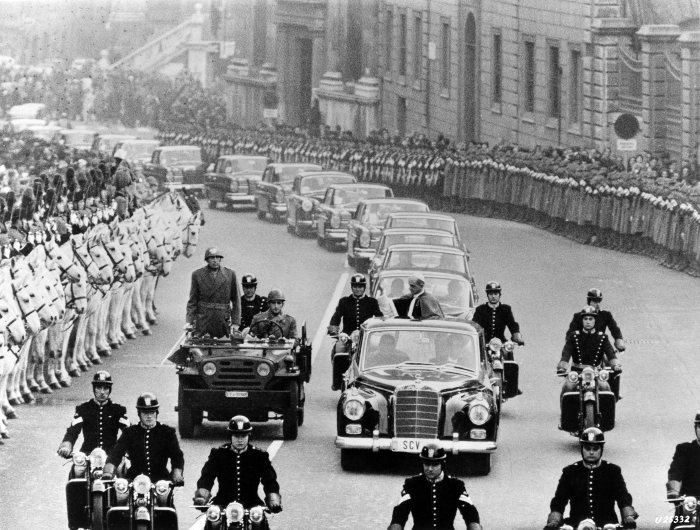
[224,192,255,207]
[270,202,287,214]
[323,229,347,243]
[335,435,497,454]
[179,388,294,410]
[295,219,315,231]
[353,248,377,260]
[165,182,204,192]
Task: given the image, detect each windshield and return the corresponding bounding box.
[121,141,159,158]
[332,186,390,206]
[389,217,456,233]
[385,249,466,273]
[277,165,317,182]
[376,276,474,312]
[218,158,267,173]
[160,149,202,165]
[300,175,354,194]
[361,328,478,371]
[363,202,428,225]
[381,233,455,251]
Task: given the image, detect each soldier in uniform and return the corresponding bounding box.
[193,415,282,512]
[666,413,700,505]
[388,443,482,530]
[57,371,129,457]
[239,274,268,330]
[471,281,524,346]
[186,247,241,338]
[566,288,626,351]
[543,428,638,529]
[248,289,297,339]
[103,392,185,485]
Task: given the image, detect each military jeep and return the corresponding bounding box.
[167,323,312,440]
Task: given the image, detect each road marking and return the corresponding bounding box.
[267,439,284,460]
[159,331,186,366]
[311,271,348,365]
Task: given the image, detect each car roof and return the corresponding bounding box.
[327,183,390,190]
[385,244,465,254]
[298,170,355,178]
[362,316,481,334]
[376,269,471,281]
[121,139,160,144]
[98,133,136,139]
[359,197,427,205]
[218,155,268,160]
[269,163,322,169]
[60,128,97,135]
[381,228,456,237]
[387,212,455,220]
[159,145,201,151]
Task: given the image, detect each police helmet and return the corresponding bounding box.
[485,281,502,293]
[135,392,159,412]
[227,415,253,434]
[694,412,700,425]
[241,274,258,287]
[580,306,599,320]
[204,247,223,260]
[579,427,605,445]
[419,442,447,462]
[267,289,285,302]
[92,370,113,387]
[587,288,603,303]
[350,274,367,287]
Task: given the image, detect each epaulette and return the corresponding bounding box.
[573,330,580,335]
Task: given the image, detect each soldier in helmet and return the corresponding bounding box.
[186,247,241,338]
[544,427,638,529]
[247,289,297,339]
[193,415,282,513]
[239,274,268,330]
[566,288,626,352]
[57,370,129,457]
[388,442,482,530]
[103,392,184,485]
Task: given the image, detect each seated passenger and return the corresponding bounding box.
[431,335,469,366]
[247,289,297,339]
[372,334,409,366]
[443,279,467,307]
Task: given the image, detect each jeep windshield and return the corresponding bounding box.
[360,328,478,371]
[161,150,201,165]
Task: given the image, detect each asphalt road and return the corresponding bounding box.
[1,202,699,530]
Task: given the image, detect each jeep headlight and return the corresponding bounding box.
[301,199,313,212]
[225,502,244,523]
[202,362,217,376]
[468,403,490,426]
[343,398,365,421]
[206,505,221,522]
[230,180,239,193]
[359,231,370,247]
[256,363,271,377]
[133,474,151,495]
[330,214,340,228]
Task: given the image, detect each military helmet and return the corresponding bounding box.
[485,281,501,293]
[135,392,159,412]
[580,306,599,320]
[267,289,285,302]
[587,288,603,302]
[579,427,605,445]
[419,443,447,462]
[350,274,367,287]
[227,415,253,434]
[92,370,113,387]
[241,274,258,287]
[204,247,223,260]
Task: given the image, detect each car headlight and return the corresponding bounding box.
[114,478,129,494]
[275,189,284,203]
[301,199,313,212]
[249,505,265,523]
[230,180,239,193]
[359,231,370,247]
[155,480,170,495]
[343,398,365,420]
[133,474,151,495]
[72,452,87,467]
[256,363,271,377]
[206,505,221,522]
[225,502,244,523]
[330,214,340,228]
[202,362,217,376]
[468,403,490,426]
[567,372,579,384]
[89,448,107,468]
[684,496,698,513]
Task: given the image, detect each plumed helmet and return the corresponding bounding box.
[92,370,113,387]
[485,281,501,293]
[267,289,285,302]
[419,442,447,462]
[146,176,158,187]
[136,392,159,412]
[587,288,603,302]
[114,167,132,190]
[580,306,598,320]
[579,427,605,444]
[350,274,367,287]
[227,415,253,434]
[241,274,258,287]
[204,247,223,260]
[114,148,127,160]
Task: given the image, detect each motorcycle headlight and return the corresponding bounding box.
[343,398,365,421]
[598,369,609,382]
[468,403,490,426]
[114,478,129,494]
[684,496,698,513]
[488,338,502,352]
[89,448,107,469]
[301,199,313,212]
[249,505,265,523]
[350,330,360,344]
[133,474,151,495]
[567,372,579,384]
[225,501,244,523]
[72,452,87,467]
[256,363,271,377]
[581,367,595,385]
[330,214,340,229]
[503,341,515,352]
[206,505,221,522]
[359,230,370,247]
[155,480,169,495]
[577,520,596,530]
[202,362,217,376]
[275,189,284,203]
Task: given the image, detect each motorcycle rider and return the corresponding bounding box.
[103,392,185,485]
[666,413,700,507]
[388,443,482,530]
[193,415,282,513]
[566,289,625,352]
[247,289,297,339]
[57,370,129,457]
[239,274,268,330]
[543,427,638,529]
[471,281,524,347]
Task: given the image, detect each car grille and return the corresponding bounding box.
[394,387,440,438]
[209,359,265,390]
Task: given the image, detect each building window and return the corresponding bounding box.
[441,22,450,90]
[413,13,422,78]
[492,32,502,104]
[385,9,393,73]
[524,40,536,113]
[548,45,561,118]
[569,49,581,123]
[399,13,407,76]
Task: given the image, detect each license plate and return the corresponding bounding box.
[392,438,425,453]
[225,391,248,398]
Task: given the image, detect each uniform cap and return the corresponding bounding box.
[587,288,603,301]
[227,415,253,433]
[136,392,159,411]
[350,274,366,286]
[92,370,113,387]
[204,247,223,260]
[242,274,257,287]
[419,443,447,462]
[267,289,285,302]
[485,281,501,292]
[579,427,605,444]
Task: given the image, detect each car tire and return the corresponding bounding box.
[257,209,266,220]
[91,493,104,530]
[178,385,195,439]
[287,222,294,234]
[316,235,325,248]
[340,449,365,471]
[469,454,491,476]
[347,254,356,268]
[584,402,596,430]
[294,224,305,238]
[208,200,217,209]
[297,407,304,426]
[282,382,299,440]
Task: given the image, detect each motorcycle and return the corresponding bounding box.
[666,496,699,529]
[328,330,359,391]
[65,448,112,530]
[486,338,520,404]
[192,502,271,530]
[559,521,624,530]
[558,364,617,436]
[105,474,179,530]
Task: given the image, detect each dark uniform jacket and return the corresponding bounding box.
[550,460,633,526]
[668,440,700,496]
[561,330,616,368]
[196,443,280,508]
[394,291,444,320]
[186,266,240,337]
[472,303,519,343]
[390,473,480,530]
[566,310,622,340]
[61,399,129,453]
[250,309,297,339]
[329,294,382,334]
[106,423,185,482]
[240,294,268,330]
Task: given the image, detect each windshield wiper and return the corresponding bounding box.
[394,361,433,368]
[438,363,476,374]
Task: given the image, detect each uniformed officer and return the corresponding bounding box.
[186,247,241,338]
[471,281,524,345]
[544,428,638,529]
[666,413,700,500]
[248,289,297,339]
[193,415,282,512]
[57,371,129,457]
[388,443,482,530]
[239,274,268,330]
[328,274,382,336]
[566,289,626,351]
[103,392,185,484]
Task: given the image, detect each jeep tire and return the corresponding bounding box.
[178,385,195,438]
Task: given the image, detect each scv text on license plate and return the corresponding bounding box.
[225,391,248,398]
[393,438,425,453]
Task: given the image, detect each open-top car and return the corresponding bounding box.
[314,183,393,250]
[59,128,98,150]
[26,124,61,142]
[168,324,312,440]
[254,163,322,223]
[112,139,161,171]
[383,212,469,255]
[143,145,206,193]
[205,155,269,210]
[335,317,499,474]
[346,198,429,273]
[286,171,356,237]
[92,133,137,157]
